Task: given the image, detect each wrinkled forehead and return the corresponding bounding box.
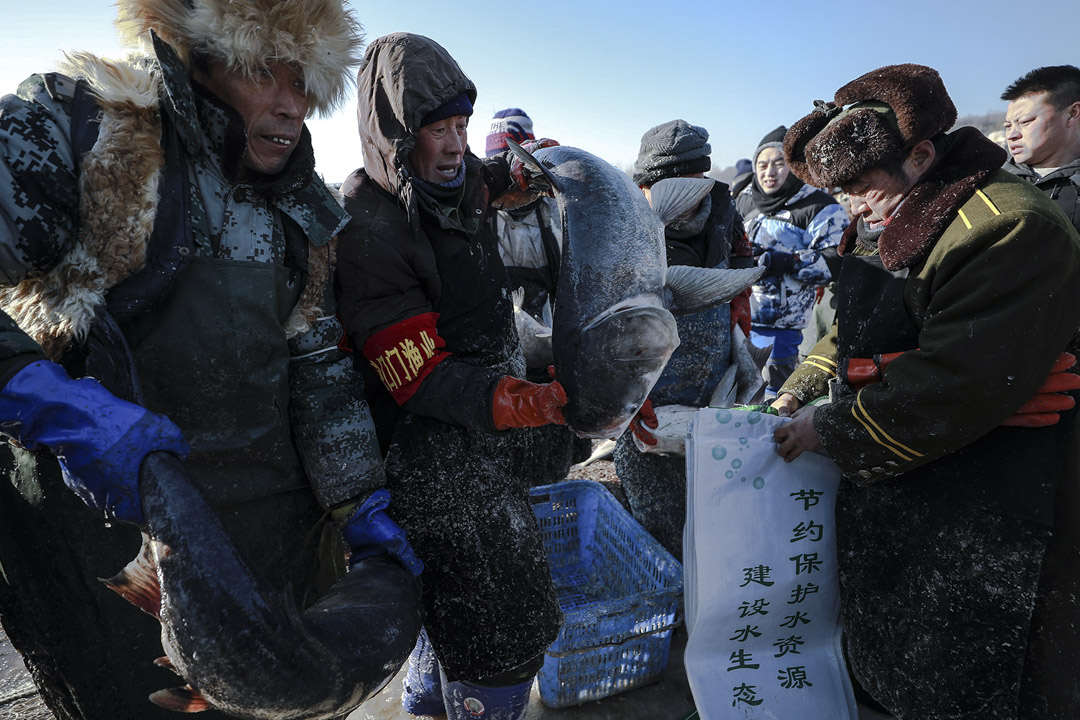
[1007,92,1054,119]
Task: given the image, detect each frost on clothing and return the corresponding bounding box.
[337,32,561,682]
[780,128,1080,720]
[0,34,382,720]
[737,183,846,329]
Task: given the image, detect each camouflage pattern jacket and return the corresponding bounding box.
[0,34,382,509]
[736,183,847,330]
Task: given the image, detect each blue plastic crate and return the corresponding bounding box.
[529,479,683,708]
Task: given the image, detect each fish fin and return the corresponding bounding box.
[730,325,768,405]
[709,365,739,408]
[155,656,181,676]
[664,265,766,314]
[101,532,162,619]
[149,685,210,713]
[570,438,617,471]
[505,138,561,194]
[747,337,773,372]
[648,177,715,225]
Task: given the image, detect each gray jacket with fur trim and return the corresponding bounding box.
[0,34,382,509]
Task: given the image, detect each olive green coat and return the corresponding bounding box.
[780,129,1080,719]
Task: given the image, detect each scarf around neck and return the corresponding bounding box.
[750,172,804,215]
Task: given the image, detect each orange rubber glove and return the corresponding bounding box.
[629,398,659,446]
[1002,352,1080,427]
[492,377,567,430]
[730,288,752,337]
[509,138,560,191]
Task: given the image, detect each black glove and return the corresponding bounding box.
[758,248,798,277]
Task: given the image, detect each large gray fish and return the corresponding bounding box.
[507,141,765,439]
[105,453,421,719]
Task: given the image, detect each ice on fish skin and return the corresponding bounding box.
[104,453,421,719]
[506,141,765,439]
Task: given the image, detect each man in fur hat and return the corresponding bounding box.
[0,2,423,718]
[771,64,1080,719]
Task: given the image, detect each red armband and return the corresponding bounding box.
[362,312,451,404]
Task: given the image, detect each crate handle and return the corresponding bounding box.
[544,616,683,657]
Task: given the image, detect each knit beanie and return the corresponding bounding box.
[632,119,711,186]
[420,91,474,128]
[752,125,788,164]
[485,108,535,157]
[784,64,957,187]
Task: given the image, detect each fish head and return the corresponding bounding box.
[556,299,680,439]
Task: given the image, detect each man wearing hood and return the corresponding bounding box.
[336,33,564,720]
[735,126,848,397]
[0,1,423,718]
[772,64,1080,719]
[1001,65,1080,233]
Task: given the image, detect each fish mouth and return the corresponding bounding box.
[581,301,678,362]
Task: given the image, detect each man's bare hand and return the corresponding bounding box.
[770,393,802,418]
[773,406,822,462]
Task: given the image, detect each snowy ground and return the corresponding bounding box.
[0,459,894,719]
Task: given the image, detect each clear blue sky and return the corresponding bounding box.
[3,0,1078,184]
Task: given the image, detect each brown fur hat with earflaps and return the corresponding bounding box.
[115,0,363,116]
[783,64,957,188]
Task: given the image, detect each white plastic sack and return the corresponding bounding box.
[683,408,857,720]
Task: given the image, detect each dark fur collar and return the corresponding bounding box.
[838,127,1008,270]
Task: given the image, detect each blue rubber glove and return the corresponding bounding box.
[342,489,424,576]
[0,360,189,525]
[758,248,798,277]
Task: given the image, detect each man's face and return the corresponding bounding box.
[196,61,309,176]
[755,147,790,195]
[1003,92,1078,168]
[411,116,469,184]
[842,165,919,227]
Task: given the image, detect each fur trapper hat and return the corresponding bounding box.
[115,0,363,116]
[783,64,957,187]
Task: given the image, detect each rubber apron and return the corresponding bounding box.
[128,254,341,598]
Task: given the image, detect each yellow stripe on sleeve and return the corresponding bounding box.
[806,354,838,369]
[853,391,925,459]
[975,189,1001,216]
[804,360,837,376]
[850,406,914,462]
[957,208,972,230]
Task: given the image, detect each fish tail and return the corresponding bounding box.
[100,532,163,619]
[149,685,210,713]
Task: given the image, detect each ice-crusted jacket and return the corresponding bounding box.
[780,128,1080,719]
[335,32,560,682]
[0,37,380,510]
[736,181,847,329]
[0,13,387,718]
[1003,155,1080,234]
